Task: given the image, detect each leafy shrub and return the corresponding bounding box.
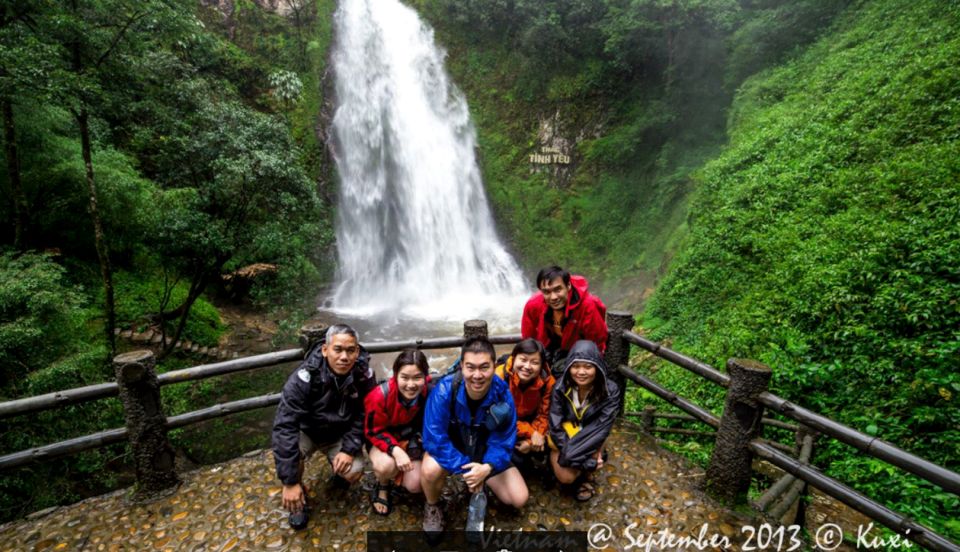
[647,0,960,539]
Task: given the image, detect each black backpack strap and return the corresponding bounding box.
[379,380,390,400]
[448,371,462,420]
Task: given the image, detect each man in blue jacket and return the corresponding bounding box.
[421,337,529,532]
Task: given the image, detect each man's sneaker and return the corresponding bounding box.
[423,501,444,533]
[288,506,310,531]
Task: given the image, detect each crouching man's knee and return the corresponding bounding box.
[421,453,445,483]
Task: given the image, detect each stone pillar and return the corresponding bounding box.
[463,319,488,340]
[604,311,634,415]
[113,350,179,499]
[298,322,329,355]
[706,358,772,504]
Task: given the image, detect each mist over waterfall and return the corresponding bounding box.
[328,0,528,324]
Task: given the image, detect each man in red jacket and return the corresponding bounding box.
[521,266,608,375]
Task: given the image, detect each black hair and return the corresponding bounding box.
[392,348,430,377]
[510,338,549,374]
[536,265,571,289]
[461,337,496,364]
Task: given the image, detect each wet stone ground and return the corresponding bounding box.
[0,421,762,551]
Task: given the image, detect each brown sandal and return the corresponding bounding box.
[575,480,595,502]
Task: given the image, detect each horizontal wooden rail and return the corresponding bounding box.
[625,410,799,431]
[0,333,523,421]
[618,365,720,428]
[622,330,730,387]
[0,393,285,470]
[0,428,128,470]
[0,329,524,471]
[751,441,960,552]
[758,391,960,496]
[158,349,304,386]
[0,382,119,420]
[754,434,814,511]
[166,393,281,429]
[651,427,714,437]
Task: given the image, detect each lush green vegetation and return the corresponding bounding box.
[0,0,336,521]
[416,0,847,300]
[422,0,957,541]
[2,0,957,542]
[643,0,960,540]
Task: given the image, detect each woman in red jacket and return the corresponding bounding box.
[495,338,555,469]
[364,348,431,516]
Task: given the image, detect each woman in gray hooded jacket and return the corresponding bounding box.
[548,339,620,501]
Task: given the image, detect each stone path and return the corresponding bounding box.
[0,422,761,551]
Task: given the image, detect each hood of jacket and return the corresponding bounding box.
[556,339,611,396]
[564,275,591,316]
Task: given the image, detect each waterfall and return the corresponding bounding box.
[328,0,528,323]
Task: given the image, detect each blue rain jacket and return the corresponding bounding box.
[422,371,517,474]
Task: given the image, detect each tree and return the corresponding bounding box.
[0,0,61,250]
[46,0,192,355]
[150,95,319,357]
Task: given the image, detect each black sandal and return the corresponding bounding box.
[370,481,393,516]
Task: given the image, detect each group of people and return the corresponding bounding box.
[271,266,617,532]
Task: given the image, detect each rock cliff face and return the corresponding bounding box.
[200,0,298,23]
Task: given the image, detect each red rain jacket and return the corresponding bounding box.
[521,274,608,356]
[363,376,429,454]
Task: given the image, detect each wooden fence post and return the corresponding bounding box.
[298,322,329,355]
[113,350,179,499]
[604,311,634,415]
[641,405,657,434]
[706,358,772,504]
[463,319,488,340]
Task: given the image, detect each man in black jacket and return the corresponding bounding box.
[272,324,375,530]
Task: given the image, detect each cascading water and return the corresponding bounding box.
[328,0,528,324]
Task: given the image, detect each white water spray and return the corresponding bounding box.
[328,0,528,325]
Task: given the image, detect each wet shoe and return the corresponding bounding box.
[423,501,444,533]
[287,483,311,530]
[288,506,310,530]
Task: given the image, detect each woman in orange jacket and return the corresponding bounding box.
[495,338,555,468]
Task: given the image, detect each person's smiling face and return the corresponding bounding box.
[462,351,495,399]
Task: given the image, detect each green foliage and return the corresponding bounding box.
[419,0,834,299]
[0,0,338,524]
[0,251,91,389]
[724,0,850,88]
[0,250,123,522]
[647,0,960,538]
[112,269,225,347]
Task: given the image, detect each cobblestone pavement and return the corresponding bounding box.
[0,422,760,551]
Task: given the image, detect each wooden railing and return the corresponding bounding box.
[611,322,960,552]
[1,314,958,551]
[0,320,520,492]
